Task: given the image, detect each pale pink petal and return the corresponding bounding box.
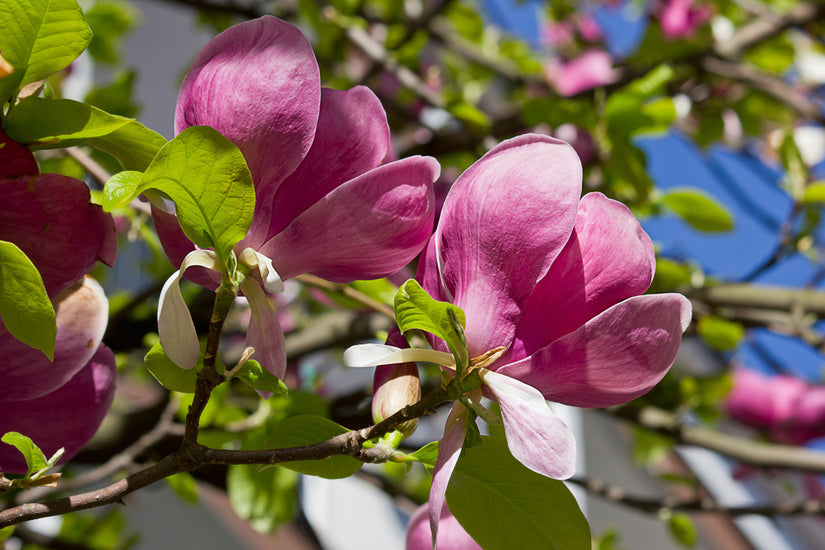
[482,370,576,479]
[240,278,286,382]
[0,277,108,402]
[0,344,116,474]
[498,294,691,407]
[264,86,391,240]
[434,134,581,356]
[175,15,321,215]
[509,192,655,361]
[429,404,468,547]
[261,156,438,282]
[406,503,482,550]
[725,370,808,429]
[546,50,617,97]
[0,175,116,296]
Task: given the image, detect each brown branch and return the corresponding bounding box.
[686,284,825,316]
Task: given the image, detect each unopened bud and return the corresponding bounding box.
[372,362,420,439]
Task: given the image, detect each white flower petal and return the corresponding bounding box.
[343,344,455,368]
[238,247,284,294]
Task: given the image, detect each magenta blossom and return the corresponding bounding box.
[0,135,117,473]
[406,503,481,550]
[658,0,711,38]
[545,50,617,97]
[152,16,438,378]
[347,134,690,540]
[726,369,825,445]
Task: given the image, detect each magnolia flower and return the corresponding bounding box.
[0,135,117,472]
[152,16,438,377]
[406,503,481,550]
[545,50,618,97]
[658,0,711,38]
[726,369,825,445]
[347,134,691,540]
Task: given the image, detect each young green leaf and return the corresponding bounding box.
[446,435,591,550]
[394,279,469,371]
[165,472,199,504]
[661,188,734,232]
[697,315,745,351]
[403,440,439,466]
[264,415,362,479]
[102,125,254,267]
[4,97,132,148]
[0,241,56,360]
[144,342,199,393]
[1,431,49,476]
[227,464,298,534]
[802,181,825,204]
[88,119,167,171]
[0,0,92,101]
[234,359,288,397]
[0,526,13,543]
[667,512,697,548]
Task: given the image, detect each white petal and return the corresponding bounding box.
[343,344,455,368]
[157,250,220,369]
[238,247,284,294]
[482,370,576,480]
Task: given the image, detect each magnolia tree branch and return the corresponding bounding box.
[611,406,825,474]
[686,284,825,316]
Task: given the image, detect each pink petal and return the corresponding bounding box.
[434,134,581,357]
[429,404,468,547]
[175,16,321,215]
[546,50,617,97]
[498,294,691,407]
[0,344,116,474]
[509,192,655,361]
[263,86,391,240]
[0,175,116,296]
[240,278,286,383]
[0,128,38,177]
[725,370,808,430]
[482,370,576,479]
[261,156,438,282]
[0,277,109,402]
[406,503,482,550]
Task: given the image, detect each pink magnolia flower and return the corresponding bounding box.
[658,0,711,38]
[152,16,438,378]
[0,134,117,473]
[545,50,617,97]
[348,134,691,540]
[726,369,825,445]
[406,503,481,550]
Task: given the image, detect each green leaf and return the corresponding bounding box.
[88,119,167,171]
[650,258,691,293]
[1,431,49,476]
[697,315,745,351]
[404,441,439,466]
[4,97,132,148]
[235,360,288,397]
[102,126,254,266]
[394,279,468,370]
[84,0,138,65]
[0,527,14,543]
[803,181,825,204]
[446,435,591,550]
[144,342,198,393]
[165,472,199,504]
[265,415,362,479]
[0,241,56,360]
[0,0,92,101]
[661,189,734,232]
[85,69,139,118]
[227,464,298,534]
[667,512,697,548]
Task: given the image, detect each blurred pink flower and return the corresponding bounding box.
[658,0,711,38]
[545,50,617,96]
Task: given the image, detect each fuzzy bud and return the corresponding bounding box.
[372,362,420,439]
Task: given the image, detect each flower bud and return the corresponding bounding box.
[372,362,420,439]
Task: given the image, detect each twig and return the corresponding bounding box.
[295,273,396,320]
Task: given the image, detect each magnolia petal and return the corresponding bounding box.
[0,277,109,402]
[238,248,284,294]
[498,294,692,408]
[343,344,455,369]
[0,175,117,296]
[406,503,482,550]
[429,404,469,548]
[481,370,576,479]
[434,134,581,357]
[0,344,116,474]
[510,192,655,361]
[0,127,38,177]
[265,86,391,239]
[239,278,286,382]
[158,250,220,369]
[175,15,320,213]
[261,156,438,283]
